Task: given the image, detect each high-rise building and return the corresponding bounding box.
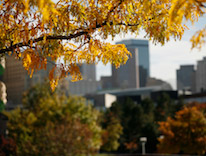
[112,39,150,89]
[3,55,99,105]
[196,57,206,93]
[176,65,196,92]
[3,56,26,106]
[3,56,53,107]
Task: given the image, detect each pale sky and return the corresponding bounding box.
[96,17,206,89]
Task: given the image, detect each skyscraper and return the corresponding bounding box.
[196,57,206,93]
[3,56,53,107]
[176,65,196,92]
[112,39,150,89]
[3,56,26,106]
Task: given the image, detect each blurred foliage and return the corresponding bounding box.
[100,110,123,152]
[0,136,16,156]
[109,98,156,153]
[108,94,184,153]
[5,83,102,156]
[0,100,5,112]
[6,82,205,155]
[155,93,176,121]
[158,103,206,155]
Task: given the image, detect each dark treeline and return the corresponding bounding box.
[100,93,184,154]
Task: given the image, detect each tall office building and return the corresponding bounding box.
[112,39,150,89]
[3,56,26,106]
[196,57,206,93]
[3,56,53,107]
[176,65,196,92]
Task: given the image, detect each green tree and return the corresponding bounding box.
[155,93,176,121]
[100,110,123,152]
[110,99,141,152]
[6,83,102,156]
[141,98,158,153]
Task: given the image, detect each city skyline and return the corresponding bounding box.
[96,17,206,89]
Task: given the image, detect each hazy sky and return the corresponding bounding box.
[96,17,206,89]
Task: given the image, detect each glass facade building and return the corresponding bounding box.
[112,39,150,88]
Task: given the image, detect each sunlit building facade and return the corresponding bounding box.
[112,39,150,89]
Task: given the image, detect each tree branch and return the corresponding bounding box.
[0,1,146,55]
[0,31,88,54]
[0,20,147,54]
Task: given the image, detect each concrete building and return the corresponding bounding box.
[196,57,206,93]
[3,56,100,104]
[96,84,175,105]
[3,56,53,108]
[3,56,26,107]
[68,78,100,95]
[112,39,150,89]
[100,76,113,90]
[68,64,100,95]
[85,93,116,110]
[176,65,195,92]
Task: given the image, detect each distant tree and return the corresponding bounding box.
[22,82,53,109]
[5,83,102,156]
[174,98,185,113]
[141,98,155,122]
[109,98,159,153]
[158,106,206,155]
[155,93,176,121]
[109,98,144,153]
[100,110,123,152]
[141,122,158,153]
[141,98,158,153]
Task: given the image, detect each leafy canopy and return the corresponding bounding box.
[0,0,205,90]
[6,83,102,156]
[158,105,206,155]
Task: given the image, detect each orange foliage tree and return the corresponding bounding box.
[0,0,205,90]
[158,105,206,155]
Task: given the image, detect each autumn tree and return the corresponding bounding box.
[0,0,205,90]
[158,106,206,155]
[5,83,102,156]
[0,136,17,156]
